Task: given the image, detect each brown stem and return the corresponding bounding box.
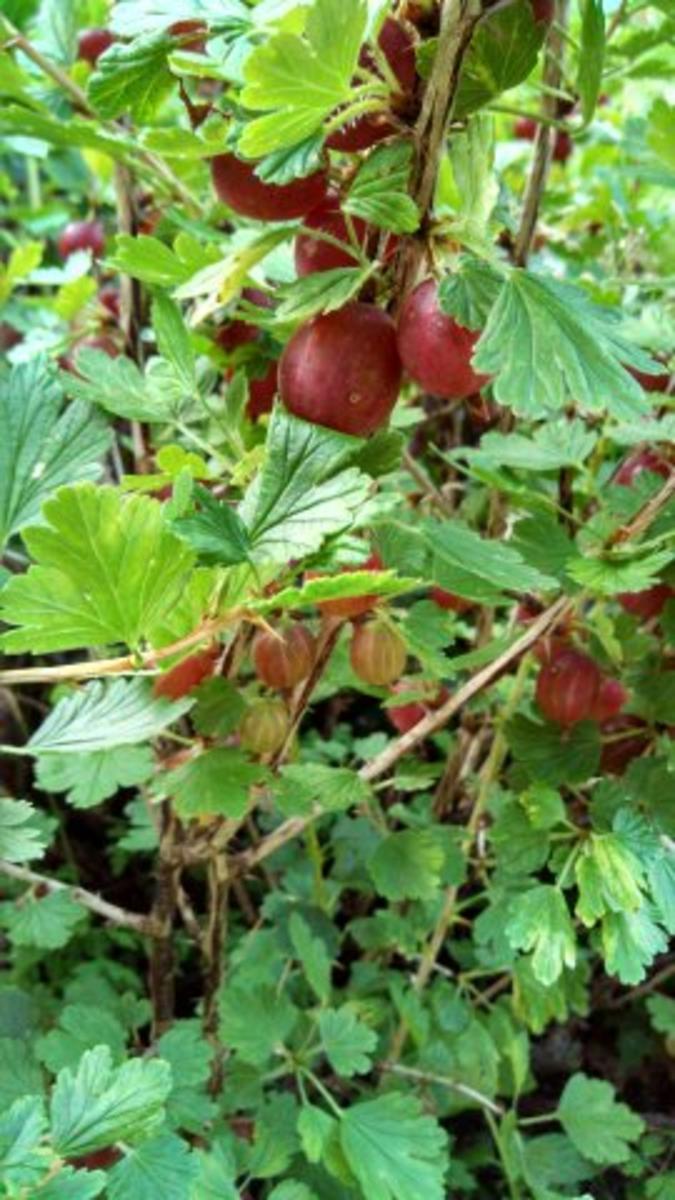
[149,807,180,1038]
[513,0,570,266]
[0,859,161,935]
[202,857,229,1039]
[270,618,343,769]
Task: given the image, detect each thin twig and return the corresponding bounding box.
[0,859,161,935]
[270,618,343,768]
[148,807,180,1038]
[382,1061,505,1115]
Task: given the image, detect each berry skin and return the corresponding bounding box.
[77,28,116,65]
[307,553,383,619]
[397,279,490,400]
[67,1147,122,1171]
[618,584,673,621]
[590,677,628,723]
[168,19,207,51]
[530,0,554,21]
[211,155,328,221]
[280,302,402,436]
[98,284,120,321]
[600,716,650,775]
[515,117,538,140]
[628,365,671,393]
[532,634,571,666]
[0,323,22,351]
[535,649,602,727]
[430,587,473,614]
[247,361,278,421]
[153,648,218,700]
[295,193,370,276]
[252,624,316,690]
[614,448,671,487]
[350,620,407,687]
[239,698,289,755]
[215,288,273,352]
[387,680,449,733]
[552,130,573,163]
[57,220,105,259]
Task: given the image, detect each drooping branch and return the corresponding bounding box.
[0,858,162,935]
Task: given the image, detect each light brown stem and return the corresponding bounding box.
[0,858,162,935]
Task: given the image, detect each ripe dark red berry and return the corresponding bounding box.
[211,155,328,221]
[98,284,120,321]
[239,698,289,755]
[252,624,316,690]
[515,117,538,140]
[628,365,671,393]
[590,677,628,723]
[375,17,417,93]
[77,28,116,65]
[247,361,278,421]
[67,1146,122,1171]
[552,130,573,163]
[215,288,273,352]
[397,279,490,400]
[618,584,672,621]
[0,323,22,351]
[153,647,218,700]
[57,220,105,259]
[430,587,474,614]
[530,0,554,22]
[280,303,402,436]
[532,634,572,666]
[350,620,407,686]
[327,113,398,153]
[168,19,207,51]
[535,649,602,727]
[614,448,671,487]
[307,553,383,619]
[295,193,370,276]
[600,716,650,775]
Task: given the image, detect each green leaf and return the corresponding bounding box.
[339,1093,448,1200]
[318,1006,377,1077]
[0,240,42,305]
[448,114,499,250]
[35,1005,126,1074]
[506,716,601,787]
[344,142,420,234]
[239,0,369,156]
[601,905,668,985]
[269,1184,318,1200]
[151,293,196,394]
[33,1165,107,1199]
[577,0,605,125]
[1,890,86,950]
[455,0,546,118]
[368,829,444,901]
[88,31,175,121]
[219,982,298,1065]
[472,419,596,472]
[0,798,48,862]
[647,99,675,169]
[172,486,252,566]
[558,1073,644,1165]
[109,235,194,288]
[240,409,370,564]
[575,832,645,926]
[522,1132,595,1192]
[438,256,505,330]
[247,1093,299,1179]
[0,105,132,157]
[158,1021,215,1133]
[428,518,557,601]
[190,1140,239,1200]
[473,270,655,419]
[289,912,332,1003]
[0,1095,48,1192]
[0,484,194,654]
[506,885,577,985]
[28,679,191,755]
[567,547,673,596]
[0,1037,43,1111]
[50,1045,172,1157]
[107,1134,197,1200]
[60,350,180,422]
[191,678,247,738]
[646,993,675,1038]
[36,746,154,810]
[277,267,372,323]
[298,1102,337,1164]
[275,763,372,817]
[162,747,263,819]
[649,853,675,934]
[0,359,109,550]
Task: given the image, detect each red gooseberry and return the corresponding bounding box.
[590,677,628,723]
[280,302,402,436]
[397,278,490,400]
[613,448,670,487]
[535,649,602,727]
[326,18,416,153]
[627,365,671,393]
[247,361,278,421]
[295,193,371,276]
[515,117,538,140]
[600,716,650,775]
[430,587,474,614]
[387,680,449,733]
[239,698,289,755]
[252,624,316,690]
[211,155,328,221]
[215,288,274,352]
[153,647,219,700]
[57,220,105,259]
[350,620,407,687]
[77,28,116,65]
[618,584,673,621]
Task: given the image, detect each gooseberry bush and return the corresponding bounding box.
[0,1,673,1197]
